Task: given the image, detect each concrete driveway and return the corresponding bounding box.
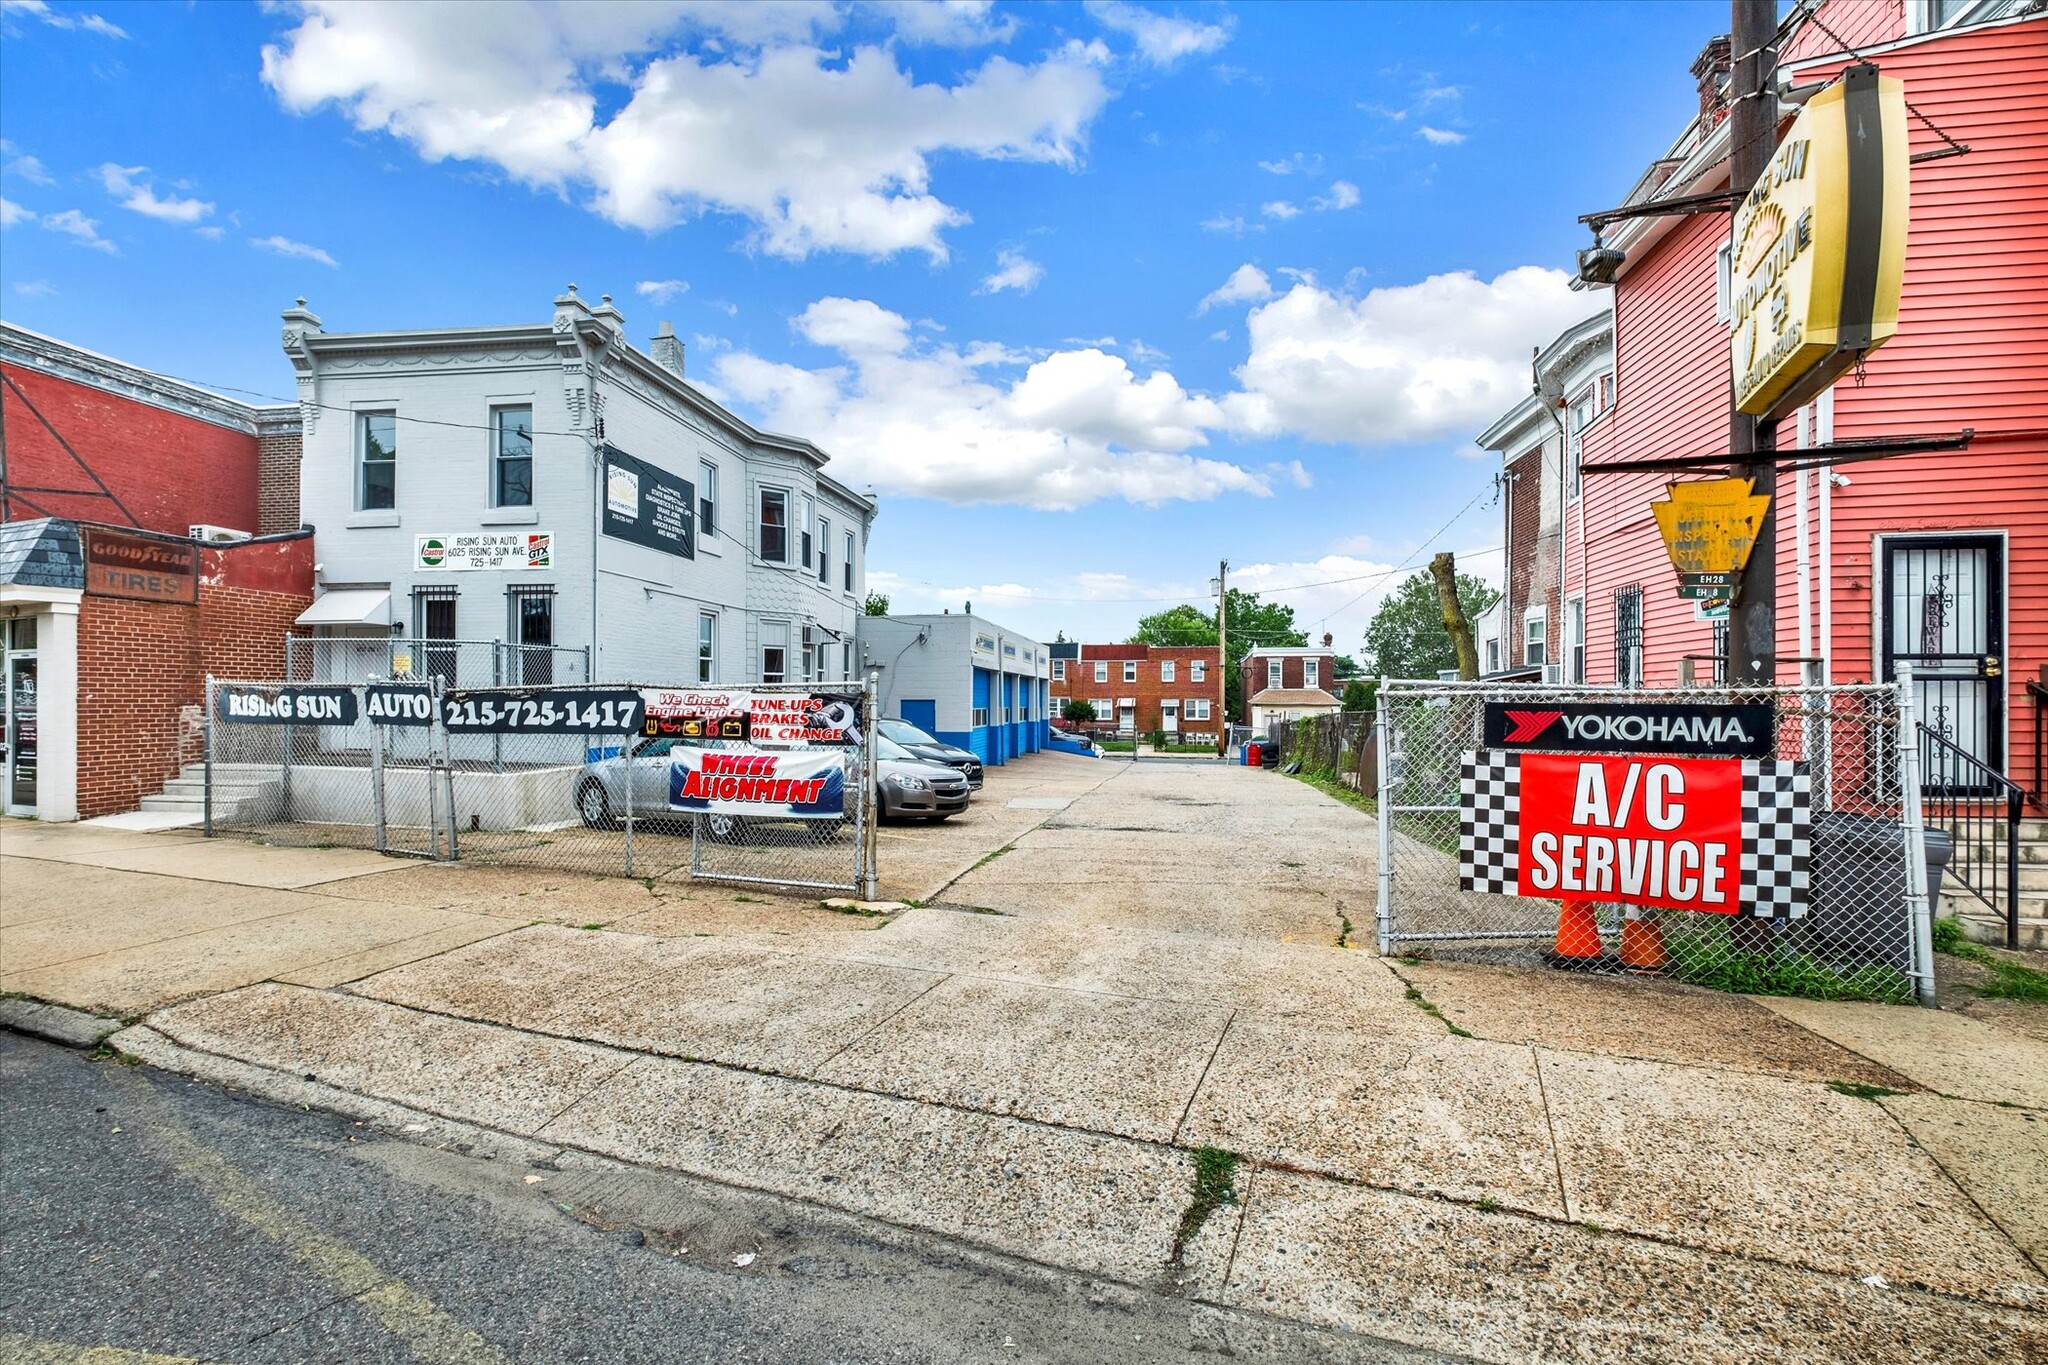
[6,755,2047,1362]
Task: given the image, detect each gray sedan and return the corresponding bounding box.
[575,735,966,835]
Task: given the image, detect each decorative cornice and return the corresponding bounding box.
[1,322,293,437]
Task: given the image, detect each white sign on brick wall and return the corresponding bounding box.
[415,533,552,571]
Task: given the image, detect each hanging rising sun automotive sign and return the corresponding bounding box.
[1729,64,1908,420]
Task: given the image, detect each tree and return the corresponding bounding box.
[863,591,891,616]
[1130,589,1305,723]
[1341,679,1375,712]
[1062,698,1097,724]
[1363,570,1501,681]
[1331,654,1362,680]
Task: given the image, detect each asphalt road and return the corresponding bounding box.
[0,1033,1446,1365]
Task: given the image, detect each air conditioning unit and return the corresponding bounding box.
[1542,664,1565,685]
[189,524,252,543]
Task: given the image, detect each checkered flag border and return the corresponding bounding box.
[1741,759,1812,920]
[1458,750,1521,895]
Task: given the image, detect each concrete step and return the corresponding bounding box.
[1943,863,2048,892]
[1948,909,2048,952]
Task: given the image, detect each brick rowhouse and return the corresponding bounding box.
[1052,643,1224,739]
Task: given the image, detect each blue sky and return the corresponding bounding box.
[0,0,1724,648]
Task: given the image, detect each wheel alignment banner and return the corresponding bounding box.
[667,749,847,820]
[1458,750,1810,917]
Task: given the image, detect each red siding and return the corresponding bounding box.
[1782,0,1905,64]
[0,363,261,536]
[1572,13,2048,794]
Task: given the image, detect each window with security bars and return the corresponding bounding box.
[1613,584,1644,687]
[412,586,458,684]
[507,585,555,684]
[1712,619,1729,685]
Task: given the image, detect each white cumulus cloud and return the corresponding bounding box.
[1083,1,1232,67]
[1313,180,1360,211]
[0,196,31,228]
[2,0,126,38]
[977,246,1044,295]
[251,234,338,268]
[260,2,1112,262]
[1198,263,1272,313]
[40,208,116,253]
[716,295,1268,510]
[635,278,688,303]
[1417,126,1466,146]
[1225,266,1600,445]
[98,164,214,224]
[1260,200,1300,220]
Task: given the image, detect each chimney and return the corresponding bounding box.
[1322,632,1333,649]
[651,321,685,377]
[1691,35,1732,126]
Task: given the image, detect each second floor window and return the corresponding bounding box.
[698,612,716,683]
[843,531,855,591]
[358,411,396,510]
[492,406,532,507]
[1094,661,1108,683]
[1123,661,1137,683]
[759,488,788,563]
[818,517,831,584]
[1191,659,1206,683]
[1267,659,1282,690]
[1524,607,1548,667]
[1052,659,1065,681]
[700,461,719,539]
[1161,659,1176,682]
[1304,659,1320,688]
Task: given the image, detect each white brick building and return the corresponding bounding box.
[283,287,875,686]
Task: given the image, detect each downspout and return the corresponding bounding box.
[1817,388,1835,684]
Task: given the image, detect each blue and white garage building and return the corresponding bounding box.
[858,613,1050,765]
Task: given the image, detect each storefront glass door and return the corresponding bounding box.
[4,618,39,815]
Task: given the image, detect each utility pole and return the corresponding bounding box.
[1726,0,1779,685]
[1214,559,1229,756]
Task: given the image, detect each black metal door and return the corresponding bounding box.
[1881,535,2003,792]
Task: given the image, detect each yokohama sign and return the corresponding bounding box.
[1482,702,1774,759]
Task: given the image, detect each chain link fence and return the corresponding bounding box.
[284,635,591,689]
[1373,679,1933,1006]
[1269,711,1377,797]
[203,677,877,896]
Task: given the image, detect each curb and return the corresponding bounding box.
[0,997,123,1050]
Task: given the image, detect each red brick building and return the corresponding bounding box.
[1,323,309,821]
[1049,642,1223,741]
[1240,646,1342,728]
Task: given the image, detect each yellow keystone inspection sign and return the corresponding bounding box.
[1652,478,1771,600]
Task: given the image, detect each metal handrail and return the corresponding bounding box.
[1918,724,2026,950]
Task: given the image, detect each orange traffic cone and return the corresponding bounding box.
[1547,899,1609,971]
[1619,905,1671,975]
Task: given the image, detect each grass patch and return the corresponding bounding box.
[1826,1080,1900,1101]
[87,1042,141,1066]
[1098,739,1135,753]
[1285,766,1377,817]
[968,842,1016,874]
[821,901,892,918]
[1664,931,1912,1004]
[1934,918,2048,1002]
[1336,908,1354,950]
[1172,1146,1240,1262]
[733,893,765,904]
[1403,984,1474,1038]
[576,922,609,931]
[1475,1197,1500,1213]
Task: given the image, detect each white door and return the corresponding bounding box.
[1160,701,1179,736]
[1118,704,1135,733]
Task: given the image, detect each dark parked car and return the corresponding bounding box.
[877,718,985,789]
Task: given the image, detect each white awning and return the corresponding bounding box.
[295,589,391,627]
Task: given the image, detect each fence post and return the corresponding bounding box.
[1895,665,1937,1006]
[862,670,881,900]
[2006,785,2023,951]
[622,728,635,879]
[202,676,215,838]
[491,645,504,774]
[1374,692,1395,955]
[371,708,388,853]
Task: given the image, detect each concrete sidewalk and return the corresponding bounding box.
[7,759,2048,1362]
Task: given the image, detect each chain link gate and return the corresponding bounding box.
[1373,678,1934,1006]
[204,675,879,897]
